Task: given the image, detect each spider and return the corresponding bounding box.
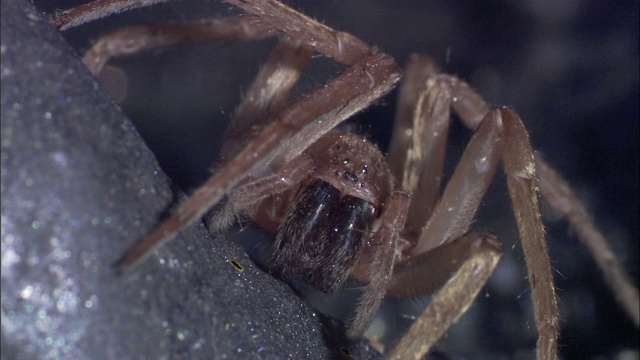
[47,0,639,358]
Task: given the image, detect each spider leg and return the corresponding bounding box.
[421,68,638,353]
[219,36,312,162]
[424,107,559,360]
[116,53,398,268]
[387,55,451,242]
[536,158,640,326]
[50,0,170,30]
[411,106,503,256]
[389,82,560,358]
[438,72,638,329]
[447,69,639,349]
[388,232,501,298]
[82,17,276,75]
[207,154,314,233]
[500,109,558,360]
[388,232,502,360]
[383,106,506,358]
[386,54,495,248]
[226,0,372,66]
[116,1,401,268]
[226,0,398,171]
[347,190,409,337]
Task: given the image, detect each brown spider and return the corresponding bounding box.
[48,0,639,358]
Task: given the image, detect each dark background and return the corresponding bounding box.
[32,0,639,359]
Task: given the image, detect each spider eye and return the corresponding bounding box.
[272,179,374,293]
